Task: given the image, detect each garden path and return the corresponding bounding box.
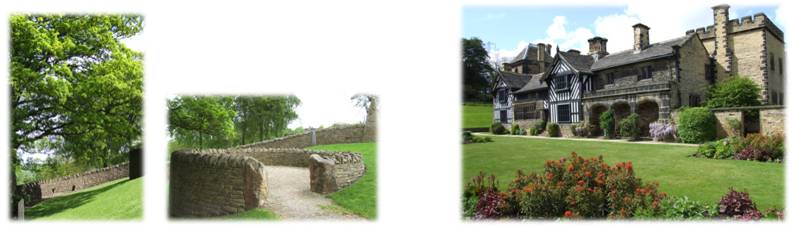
[262,166,362,220]
[473,133,698,147]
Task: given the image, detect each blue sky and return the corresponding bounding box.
[463,4,782,63]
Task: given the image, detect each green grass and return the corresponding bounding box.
[463,103,492,128]
[221,208,278,220]
[308,142,376,219]
[463,136,784,210]
[26,178,143,220]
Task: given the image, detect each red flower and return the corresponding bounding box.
[546,172,554,180]
[626,161,633,171]
[564,210,573,218]
[577,180,585,186]
[567,165,574,172]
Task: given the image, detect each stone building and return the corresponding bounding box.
[686,4,785,105]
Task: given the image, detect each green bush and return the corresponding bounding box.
[546,123,560,137]
[706,76,761,109]
[529,121,546,136]
[619,113,640,141]
[510,124,526,135]
[463,131,473,143]
[600,109,616,139]
[491,122,508,135]
[634,196,716,219]
[472,136,493,143]
[677,107,717,143]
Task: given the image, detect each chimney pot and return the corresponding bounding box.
[633,23,650,52]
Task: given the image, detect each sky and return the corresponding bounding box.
[288,91,370,129]
[463,3,783,64]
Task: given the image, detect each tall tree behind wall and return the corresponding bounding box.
[10,15,144,169]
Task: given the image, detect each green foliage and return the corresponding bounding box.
[11,14,144,168]
[221,208,278,220]
[706,76,761,108]
[463,38,494,102]
[600,109,616,139]
[491,123,508,135]
[677,107,717,143]
[546,123,560,137]
[510,124,525,135]
[167,95,300,149]
[529,121,546,136]
[619,113,640,141]
[634,196,716,219]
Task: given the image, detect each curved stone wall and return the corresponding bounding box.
[169,151,267,218]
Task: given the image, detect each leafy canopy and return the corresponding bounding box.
[462,37,494,102]
[706,76,761,108]
[11,15,144,167]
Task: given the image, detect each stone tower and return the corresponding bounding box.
[633,23,650,52]
[712,4,732,75]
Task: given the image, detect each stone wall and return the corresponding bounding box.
[760,107,784,136]
[169,151,267,218]
[17,162,130,205]
[711,105,784,138]
[713,110,743,138]
[236,124,374,149]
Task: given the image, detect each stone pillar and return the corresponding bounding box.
[308,154,337,194]
[17,199,24,221]
[712,4,732,76]
[310,128,317,146]
[633,23,650,52]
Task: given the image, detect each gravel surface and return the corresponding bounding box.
[262,166,362,220]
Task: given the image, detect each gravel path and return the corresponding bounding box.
[262,166,362,220]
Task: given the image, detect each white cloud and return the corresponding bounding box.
[776,4,788,39]
[532,16,594,54]
[288,92,368,129]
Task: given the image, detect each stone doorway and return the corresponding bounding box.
[589,104,608,136]
[612,102,631,136]
[637,100,659,137]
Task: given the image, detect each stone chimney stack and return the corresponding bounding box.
[587,37,609,59]
[537,43,546,72]
[633,23,650,52]
[712,4,732,74]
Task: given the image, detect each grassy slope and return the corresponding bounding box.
[308,142,376,219]
[463,136,784,210]
[27,178,143,220]
[463,103,492,128]
[221,208,278,220]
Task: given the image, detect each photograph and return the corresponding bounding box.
[462,3,785,220]
[166,94,377,220]
[9,14,144,220]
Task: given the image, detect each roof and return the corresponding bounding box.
[515,73,548,93]
[509,46,529,64]
[591,34,694,71]
[558,51,595,73]
[497,71,531,90]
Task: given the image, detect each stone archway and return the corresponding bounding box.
[637,100,659,137]
[589,104,608,136]
[612,102,631,136]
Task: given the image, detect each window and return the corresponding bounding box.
[639,66,653,80]
[500,110,508,123]
[526,104,537,119]
[705,63,716,84]
[498,89,508,104]
[554,75,569,90]
[780,57,784,76]
[770,53,775,71]
[606,73,615,84]
[689,94,701,107]
[557,104,571,122]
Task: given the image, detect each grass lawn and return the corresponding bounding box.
[221,208,278,220]
[463,135,784,210]
[308,142,376,219]
[26,178,142,220]
[463,103,492,129]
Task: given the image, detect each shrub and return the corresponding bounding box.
[742,133,784,161]
[530,121,546,136]
[491,122,508,135]
[472,136,493,143]
[511,124,521,135]
[464,172,500,218]
[502,152,666,219]
[475,190,506,219]
[575,124,589,137]
[706,76,761,109]
[619,113,640,141]
[463,131,473,143]
[726,118,742,136]
[694,134,784,162]
[694,137,740,159]
[600,109,616,139]
[677,107,716,143]
[634,196,715,219]
[649,122,676,142]
[546,123,560,137]
[717,188,763,220]
[570,124,578,136]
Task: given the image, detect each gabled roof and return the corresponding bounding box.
[540,50,595,80]
[509,46,530,64]
[591,34,695,71]
[515,72,548,93]
[496,70,531,90]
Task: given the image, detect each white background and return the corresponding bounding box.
[0,0,790,225]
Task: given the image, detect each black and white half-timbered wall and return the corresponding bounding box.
[542,50,595,124]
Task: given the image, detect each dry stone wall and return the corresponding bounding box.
[17,162,130,205]
[170,123,373,218]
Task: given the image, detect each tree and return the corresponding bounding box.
[10,15,144,168]
[706,76,761,108]
[351,94,376,122]
[462,38,494,103]
[234,96,300,145]
[168,96,237,149]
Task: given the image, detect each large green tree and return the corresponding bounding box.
[234,96,300,145]
[462,37,494,103]
[168,96,237,149]
[10,15,144,168]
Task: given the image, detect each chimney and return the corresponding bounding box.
[712,4,732,74]
[633,23,650,52]
[587,36,608,59]
[537,43,546,72]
